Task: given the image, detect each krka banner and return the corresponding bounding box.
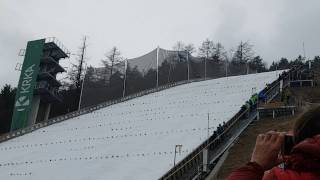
[11,39,45,131]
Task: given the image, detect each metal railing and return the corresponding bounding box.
[45,37,70,57]
[159,109,251,180]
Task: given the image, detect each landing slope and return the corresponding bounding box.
[0,71,281,180]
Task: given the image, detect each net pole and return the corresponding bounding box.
[205,58,207,80]
[187,51,190,81]
[78,63,87,111]
[156,46,159,88]
[225,59,228,77]
[207,113,210,141]
[122,59,127,98]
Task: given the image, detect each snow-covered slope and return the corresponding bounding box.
[0,71,281,180]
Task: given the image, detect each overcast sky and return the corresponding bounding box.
[1,0,319,87]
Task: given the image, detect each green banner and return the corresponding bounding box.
[11,39,45,131]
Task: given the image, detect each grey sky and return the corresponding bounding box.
[1,0,319,87]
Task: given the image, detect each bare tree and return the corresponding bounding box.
[198,39,215,79]
[173,41,195,55]
[68,36,88,89]
[101,46,122,83]
[233,41,254,64]
[184,44,196,55]
[231,41,255,74]
[172,41,186,51]
[198,38,214,59]
[212,42,227,62]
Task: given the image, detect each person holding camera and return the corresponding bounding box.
[227,106,320,180]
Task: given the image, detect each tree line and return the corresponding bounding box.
[0,85,16,134]
[1,37,319,135]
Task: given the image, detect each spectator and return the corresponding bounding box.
[283,89,291,105]
[213,130,217,137]
[244,101,251,116]
[227,106,320,180]
[265,83,270,90]
[217,124,222,134]
[241,104,247,113]
[248,100,253,110]
[258,92,267,103]
[251,94,258,109]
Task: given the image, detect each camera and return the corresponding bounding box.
[282,135,294,155]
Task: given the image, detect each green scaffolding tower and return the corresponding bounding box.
[11,38,69,131]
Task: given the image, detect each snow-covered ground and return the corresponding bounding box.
[0,71,281,180]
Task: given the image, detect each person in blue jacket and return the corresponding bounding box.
[258,91,267,103]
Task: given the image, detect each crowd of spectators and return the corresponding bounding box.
[227,64,319,179]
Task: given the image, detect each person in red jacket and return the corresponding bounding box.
[227,106,320,180]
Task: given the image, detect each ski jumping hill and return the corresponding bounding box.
[0,71,281,180]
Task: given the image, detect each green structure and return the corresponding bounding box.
[11,38,69,131]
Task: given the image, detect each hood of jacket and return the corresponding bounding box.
[287,134,320,171]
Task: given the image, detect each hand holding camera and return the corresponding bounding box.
[250,131,286,170]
